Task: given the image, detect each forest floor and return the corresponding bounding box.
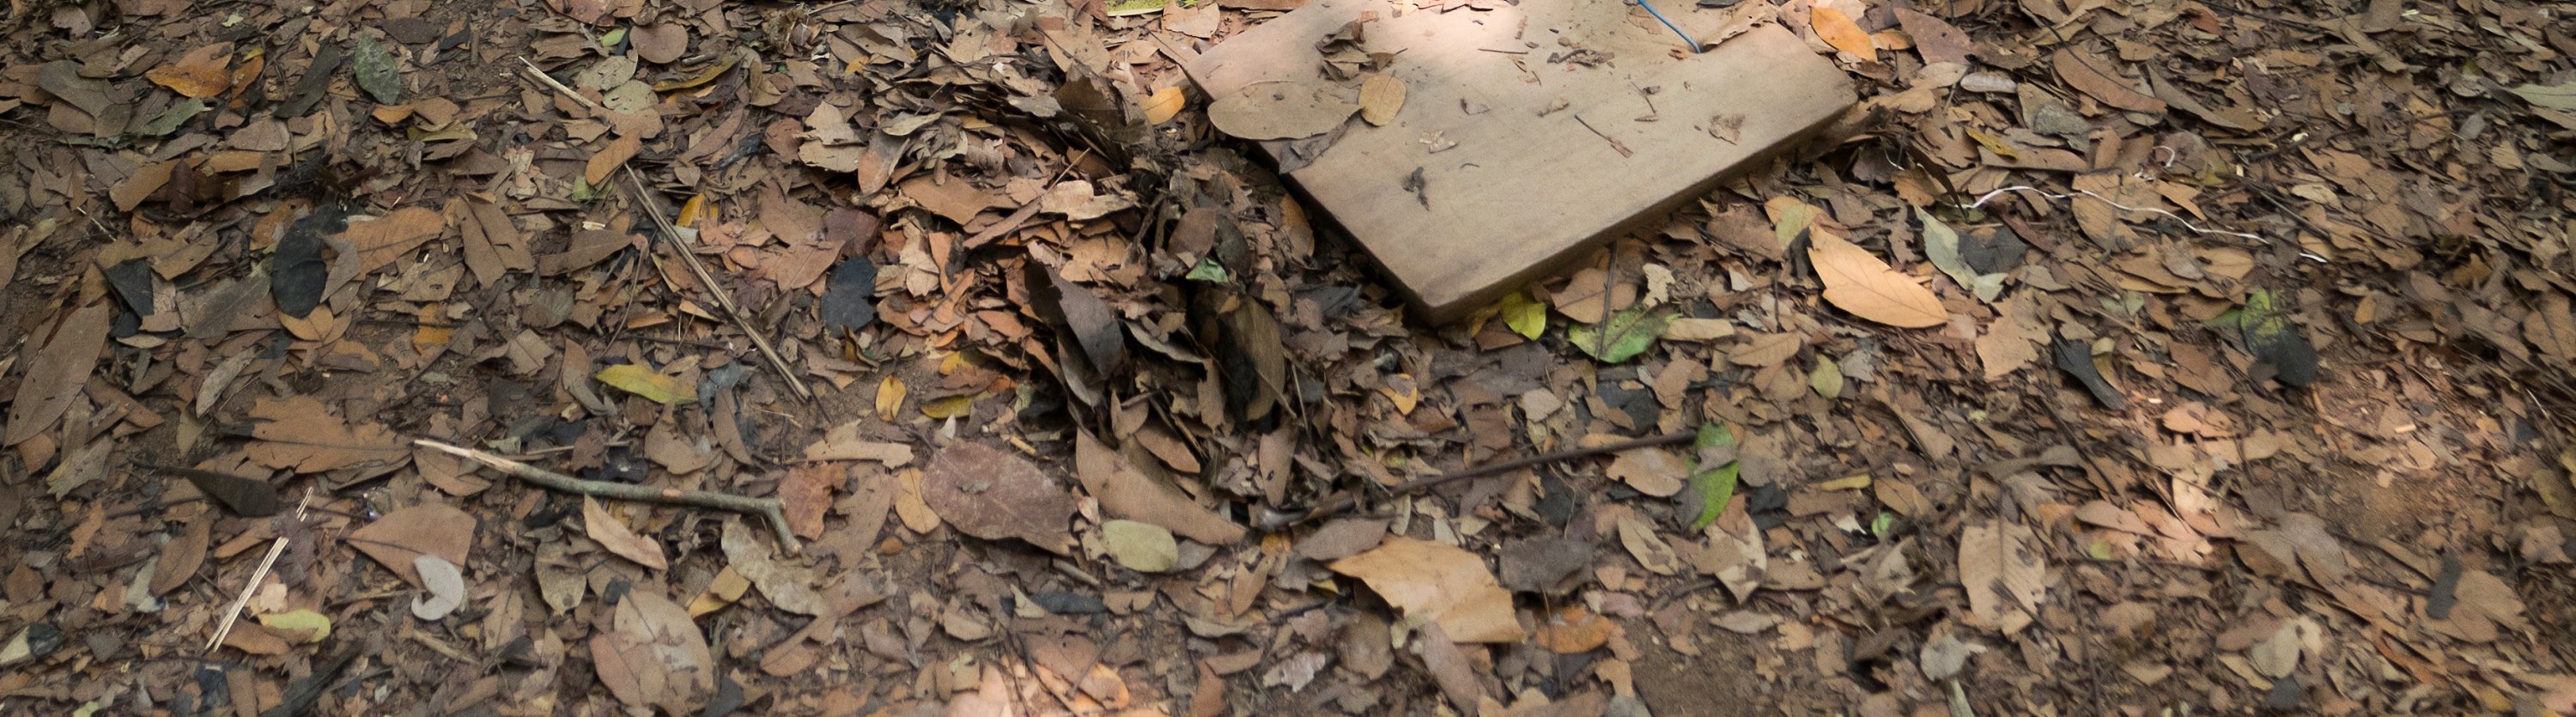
[0,0,2572,714]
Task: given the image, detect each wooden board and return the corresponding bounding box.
[1186,0,1856,322]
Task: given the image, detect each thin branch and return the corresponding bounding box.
[620,165,817,403]
[1264,431,1695,530]
[414,439,801,554]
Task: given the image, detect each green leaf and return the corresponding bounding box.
[571,175,603,201]
[2207,290,2318,386]
[1185,258,1229,283]
[600,27,629,49]
[351,35,402,104]
[1809,356,1844,400]
[595,364,696,404]
[1868,511,1895,536]
[1500,291,1546,339]
[1686,423,1741,532]
[1569,308,1668,363]
[2507,82,2576,111]
[136,99,206,137]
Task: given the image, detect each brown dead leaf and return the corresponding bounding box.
[146,44,233,98]
[1074,431,1247,545]
[1895,9,1973,65]
[346,502,476,588]
[344,207,447,274]
[1959,521,2046,630]
[583,497,669,570]
[593,587,714,714]
[150,511,211,595]
[244,396,406,472]
[3,302,111,446]
[1329,537,1525,642]
[586,134,641,185]
[1534,606,1616,653]
[1208,80,1358,141]
[2051,48,2166,113]
[800,420,915,465]
[923,443,1078,554]
[778,464,837,540]
[1608,448,1688,496]
[1142,85,1185,125]
[1809,229,1947,328]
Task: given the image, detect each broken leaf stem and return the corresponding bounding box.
[414,439,802,554]
[1267,430,1695,530]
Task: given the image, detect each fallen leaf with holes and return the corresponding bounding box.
[1329,537,1524,643]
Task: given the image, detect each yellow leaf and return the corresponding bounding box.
[687,566,751,617]
[1500,291,1546,339]
[676,194,711,227]
[594,363,696,404]
[876,376,908,422]
[1811,6,1877,58]
[1808,229,1948,328]
[921,394,975,419]
[258,609,332,643]
[1142,85,1185,125]
[1379,374,1420,415]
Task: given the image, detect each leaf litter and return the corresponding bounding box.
[0,0,2569,714]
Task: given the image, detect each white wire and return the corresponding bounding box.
[1965,185,2330,264]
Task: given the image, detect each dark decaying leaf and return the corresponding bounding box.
[100,258,155,317]
[277,41,347,118]
[2053,339,2126,410]
[1959,225,2028,276]
[144,464,282,517]
[817,256,878,334]
[1498,537,1592,594]
[1027,263,1128,378]
[1210,289,1288,422]
[271,209,347,319]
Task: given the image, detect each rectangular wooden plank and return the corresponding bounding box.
[1187,0,1856,322]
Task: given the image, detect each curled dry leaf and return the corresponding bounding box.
[1208,80,1358,141]
[1074,430,1247,544]
[1328,537,1525,643]
[410,555,465,620]
[1809,6,1874,57]
[1808,229,1947,328]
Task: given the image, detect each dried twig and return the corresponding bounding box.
[620,165,817,403]
[414,439,802,553]
[207,490,313,653]
[1264,431,1695,530]
[516,57,605,112]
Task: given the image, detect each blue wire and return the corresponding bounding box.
[1633,0,1703,52]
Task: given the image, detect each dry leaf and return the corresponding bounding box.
[1359,73,1406,126]
[778,465,837,539]
[343,207,447,274]
[245,396,406,472]
[801,420,915,465]
[1328,537,1525,643]
[410,555,465,620]
[922,443,1078,555]
[592,587,714,714]
[145,44,232,98]
[1809,6,1875,57]
[1073,430,1247,544]
[1208,80,1358,140]
[2051,48,2166,113]
[1103,520,1180,572]
[1534,606,1615,653]
[347,502,476,589]
[1142,85,1185,125]
[1809,229,1947,327]
[1608,449,1687,496]
[584,497,669,570]
[3,302,111,446]
[1959,521,2046,629]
